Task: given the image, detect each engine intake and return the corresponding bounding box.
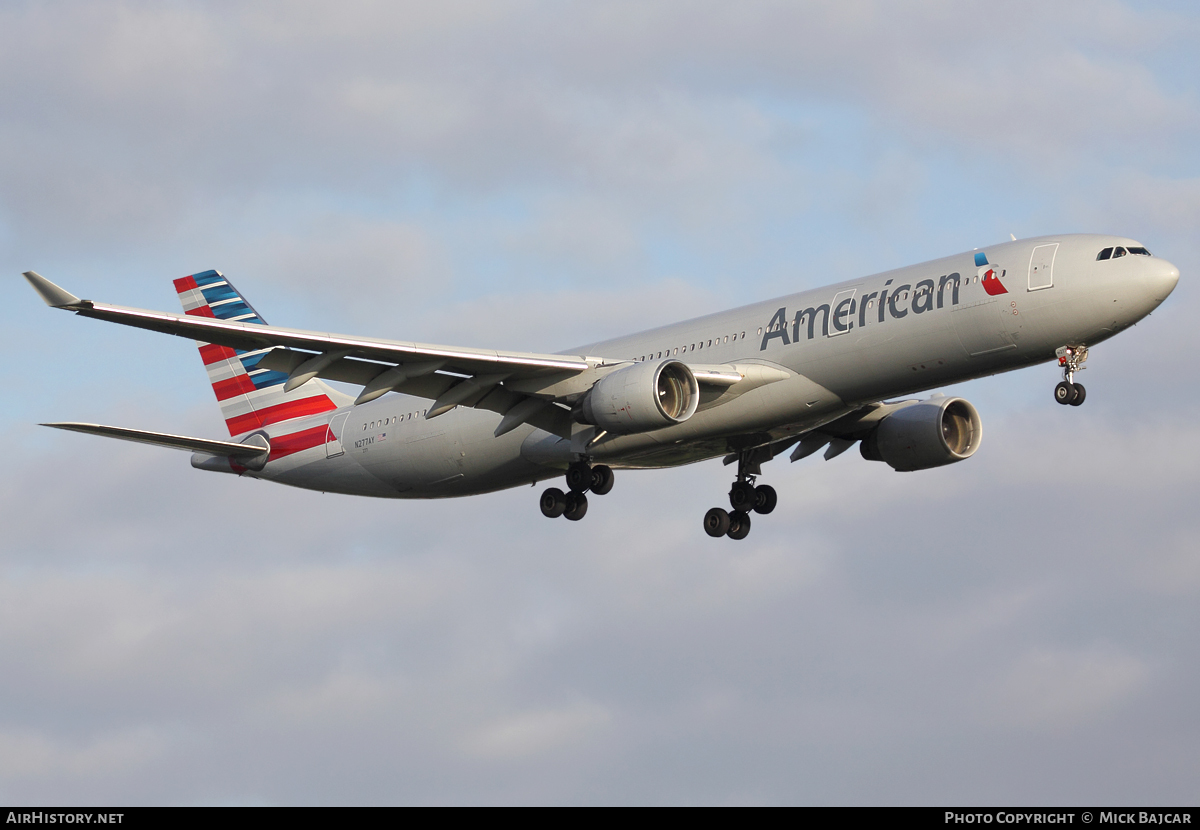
[576,360,699,434]
[860,397,982,472]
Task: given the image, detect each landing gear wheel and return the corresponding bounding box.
[729,481,756,512]
[565,462,592,493]
[1054,381,1075,405]
[590,464,614,495]
[564,492,589,521]
[540,487,566,518]
[1069,383,1086,406]
[704,507,731,538]
[753,484,777,515]
[727,510,751,540]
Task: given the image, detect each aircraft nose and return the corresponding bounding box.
[1151,258,1180,302]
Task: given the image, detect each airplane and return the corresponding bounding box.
[23,233,1179,540]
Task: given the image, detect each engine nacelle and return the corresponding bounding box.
[860,397,982,472]
[576,360,699,434]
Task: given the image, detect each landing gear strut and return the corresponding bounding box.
[703,448,778,540]
[1054,345,1088,407]
[539,460,613,521]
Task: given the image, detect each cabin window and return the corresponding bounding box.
[757,328,763,336]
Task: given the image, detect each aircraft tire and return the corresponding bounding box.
[566,462,592,493]
[727,510,751,540]
[729,481,756,512]
[753,484,777,515]
[704,507,731,537]
[564,492,589,521]
[1054,381,1075,405]
[591,465,615,495]
[540,487,567,518]
[1070,383,1086,406]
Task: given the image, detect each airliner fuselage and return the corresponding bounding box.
[254,234,1175,495]
[26,232,1179,538]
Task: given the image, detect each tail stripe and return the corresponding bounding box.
[176,269,340,437]
[226,397,338,435]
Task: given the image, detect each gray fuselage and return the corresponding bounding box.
[247,234,1179,498]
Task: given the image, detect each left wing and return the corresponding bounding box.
[24,271,774,440]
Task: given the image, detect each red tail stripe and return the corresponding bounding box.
[212,374,257,402]
[199,343,238,365]
[173,276,198,293]
[267,425,329,461]
[186,305,216,318]
[226,396,337,436]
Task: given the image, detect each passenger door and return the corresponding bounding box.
[325,410,351,458]
[1028,243,1058,291]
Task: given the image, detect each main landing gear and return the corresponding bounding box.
[1054,345,1088,407]
[540,460,614,522]
[703,450,778,541]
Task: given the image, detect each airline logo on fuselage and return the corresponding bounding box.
[977,251,1009,296]
[758,252,1000,351]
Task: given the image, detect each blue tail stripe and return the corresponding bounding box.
[192,270,224,285]
[212,301,255,319]
[250,371,289,389]
[201,285,240,303]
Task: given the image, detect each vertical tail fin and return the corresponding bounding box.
[173,270,344,436]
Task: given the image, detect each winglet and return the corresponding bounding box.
[22,271,83,308]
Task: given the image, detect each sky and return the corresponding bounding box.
[1,0,1198,806]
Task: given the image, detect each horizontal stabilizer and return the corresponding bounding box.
[23,271,82,308]
[41,422,271,459]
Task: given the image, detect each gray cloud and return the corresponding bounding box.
[1,0,1197,806]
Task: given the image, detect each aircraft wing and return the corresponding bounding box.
[23,271,590,378]
[25,271,774,439]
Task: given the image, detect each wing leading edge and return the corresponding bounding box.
[24,271,777,441]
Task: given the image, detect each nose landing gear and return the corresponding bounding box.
[703,449,779,540]
[539,460,614,521]
[1054,345,1088,407]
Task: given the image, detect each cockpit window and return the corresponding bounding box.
[1127,246,1152,256]
[1097,247,1113,260]
[1112,247,1127,258]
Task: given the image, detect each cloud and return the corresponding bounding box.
[981,647,1150,730]
[1,0,1199,806]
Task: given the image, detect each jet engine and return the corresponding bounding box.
[859,397,982,472]
[575,360,699,434]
